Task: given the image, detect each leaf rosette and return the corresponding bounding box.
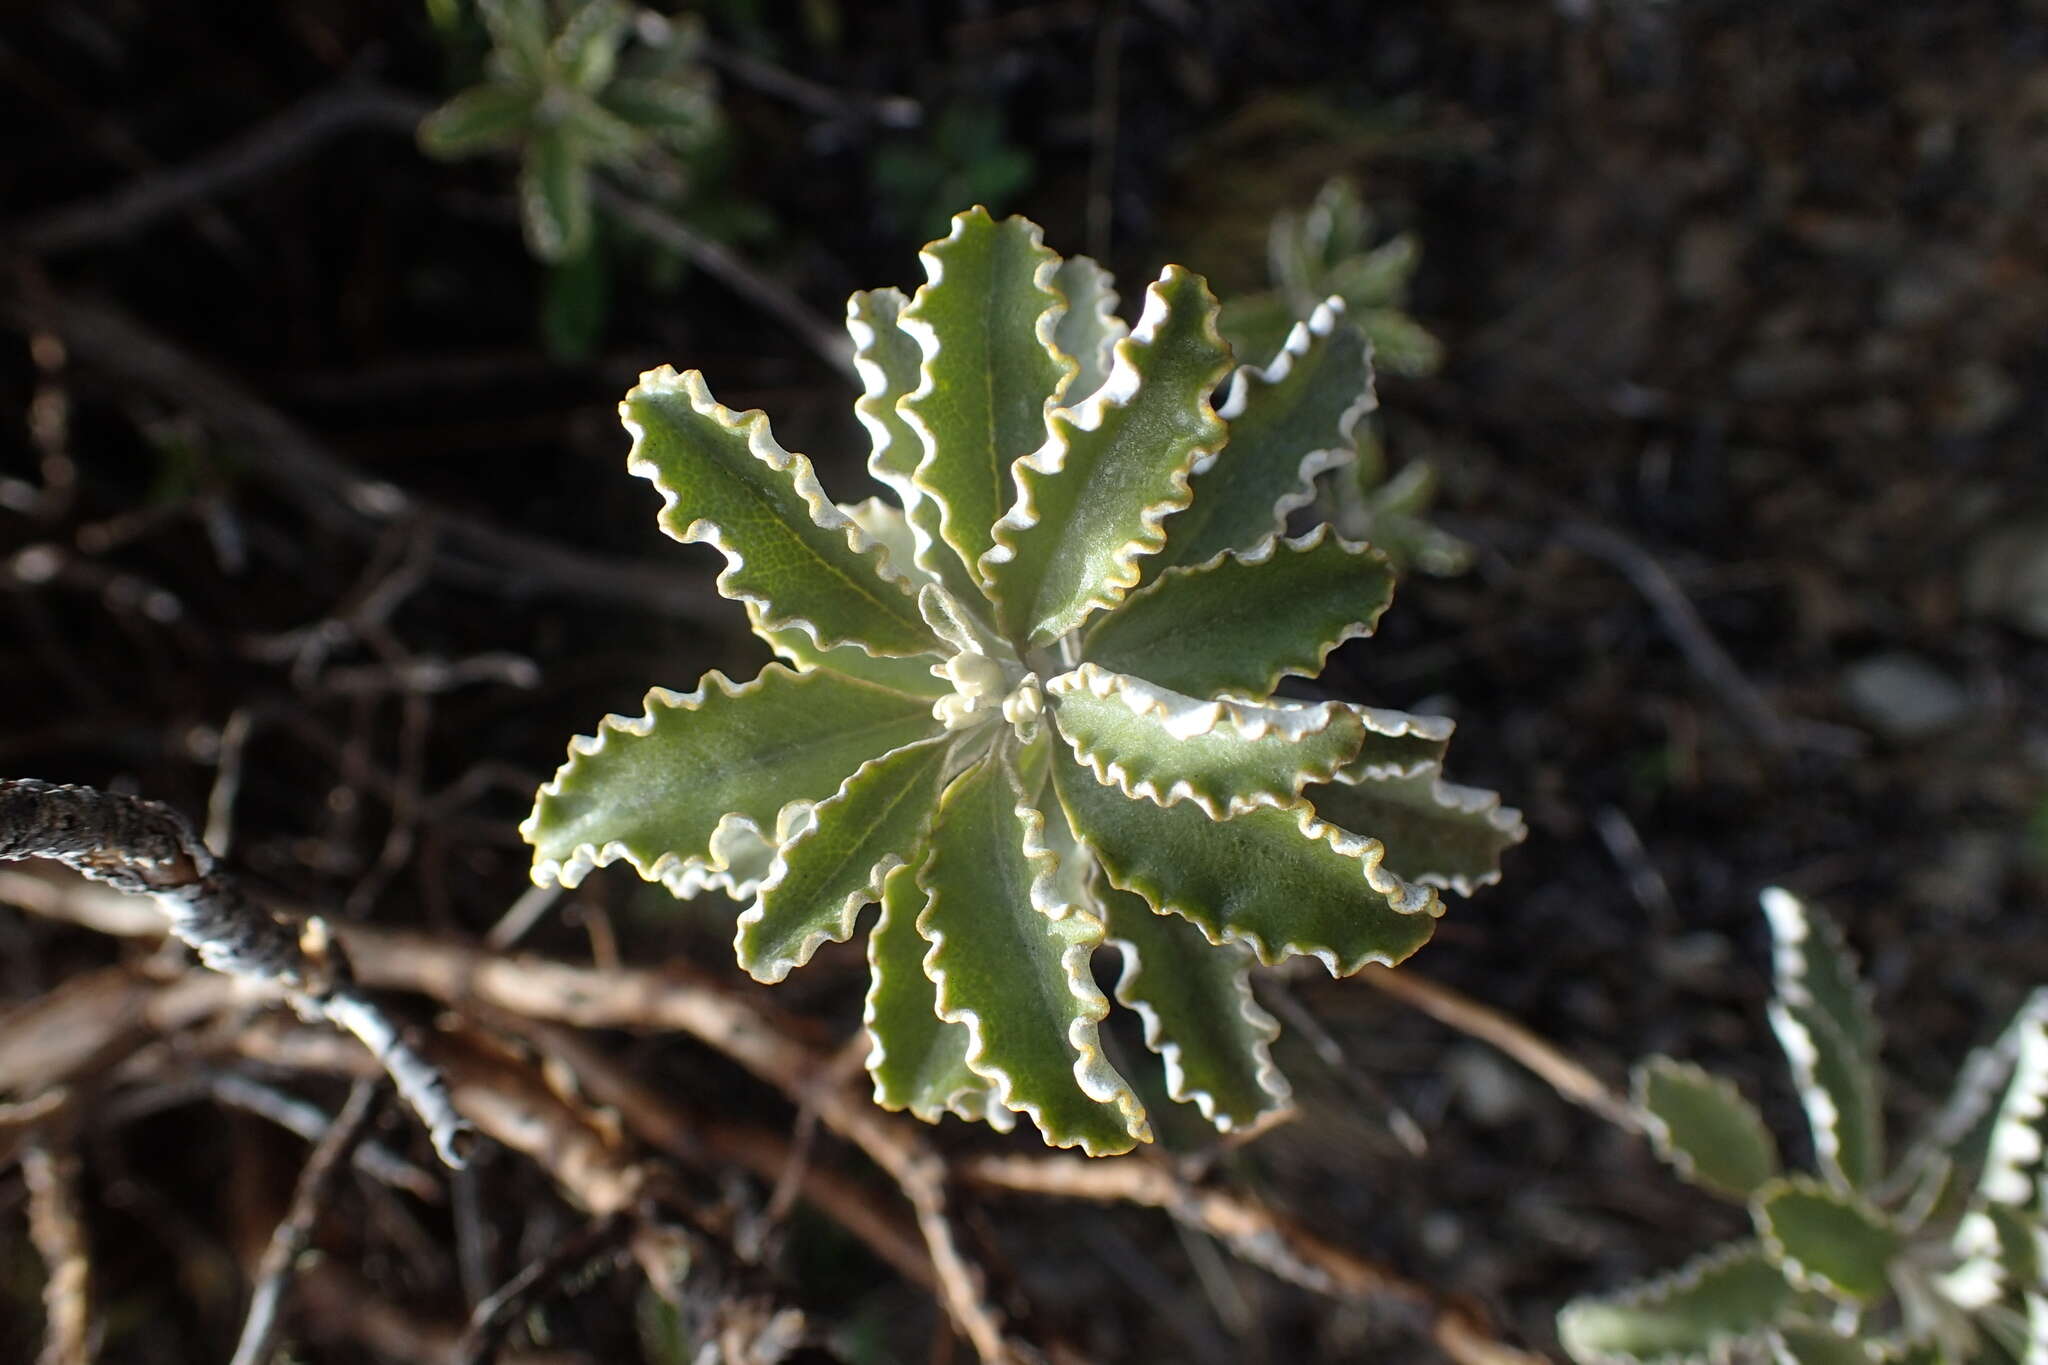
[522,207,1525,1154]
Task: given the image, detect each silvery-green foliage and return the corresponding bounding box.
[1559,888,2048,1364]
[521,208,1525,1154]
[1220,177,1470,577]
[419,0,717,263]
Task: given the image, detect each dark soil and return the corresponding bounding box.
[1,2,2043,1362]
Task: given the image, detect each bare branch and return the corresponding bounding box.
[0,779,474,1165]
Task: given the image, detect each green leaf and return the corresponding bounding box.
[1764,889,1881,1077]
[983,265,1233,645]
[1051,742,1439,977]
[1051,255,1128,408]
[898,209,1070,586]
[1769,1326,1881,1365]
[602,75,714,133]
[540,238,610,362]
[748,605,947,698]
[519,125,593,262]
[418,83,535,160]
[1330,706,1454,781]
[1753,1176,1902,1303]
[1101,881,1291,1134]
[1326,232,1422,310]
[1900,989,2048,1215]
[1305,767,1526,896]
[523,664,941,896]
[735,733,954,983]
[1634,1056,1782,1200]
[1558,1242,1797,1365]
[1977,995,2048,1212]
[552,0,632,92]
[1046,663,1364,818]
[864,863,1012,1129]
[1360,308,1446,380]
[1080,524,1395,700]
[847,289,988,613]
[552,90,647,167]
[623,367,937,658]
[1762,890,1884,1192]
[916,751,1149,1154]
[1148,299,1372,579]
[479,0,551,80]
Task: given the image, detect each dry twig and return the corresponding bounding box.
[23,1128,93,1365]
[0,779,473,1164]
[229,1078,384,1365]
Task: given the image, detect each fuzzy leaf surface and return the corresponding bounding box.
[749,607,946,697]
[524,665,940,895]
[865,863,1009,1128]
[1149,299,1372,578]
[1753,1177,1900,1302]
[1769,1327,1880,1365]
[736,733,953,983]
[1101,882,1291,1133]
[1051,743,1437,976]
[1047,663,1363,817]
[983,265,1232,645]
[1635,1056,1781,1200]
[519,124,591,262]
[1051,254,1127,408]
[848,289,984,606]
[1305,767,1526,895]
[1558,1242,1796,1365]
[1081,524,1394,699]
[1330,706,1454,780]
[917,752,1148,1153]
[899,209,1069,584]
[625,367,935,658]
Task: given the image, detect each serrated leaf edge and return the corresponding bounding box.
[1093,523,1394,699]
[734,732,953,985]
[623,365,931,658]
[861,865,1017,1133]
[981,265,1231,639]
[1327,704,1457,780]
[916,764,1152,1151]
[1049,254,1127,410]
[1770,999,1869,1195]
[1636,1055,1780,1200]
[522,667,927,895]
[1082,797,1442,977]
[1105,918,1293,1133]
[1047,661,1361,817]
[898,209,1074,593]
[1206,295,1376,525]
[1752,1173,1900,1303]
[1890,988,2048,1207]
[1558,1240,1786,1365]
[1331,766,1528,896]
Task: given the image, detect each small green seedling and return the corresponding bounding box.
[419,0,717,264]
[1560,889,2048,1364]
[522,207,1523,1154]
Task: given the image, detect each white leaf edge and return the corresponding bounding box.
[980,265,1230,644]
[861,864,1016,1133]
[1205,293,1377,536]
[733,732,953,985]
[1752,1174,1900,1304]
[1316,761,1529,896]
[1557,1240,1788,1365]
[1050,253,1128,411]
[623,365,930,659]
[915,760,1152,1152]
[1046,661,1360,817]
[1105,906,1293,1134]
[1634,1055,1779,1199]
[897,209,1072,595]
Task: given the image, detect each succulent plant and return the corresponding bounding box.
[1559,889,2048,1365]
[418,0,717,264]
[520,207,1524,1154]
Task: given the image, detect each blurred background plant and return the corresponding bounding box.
[1222,176,1471,577]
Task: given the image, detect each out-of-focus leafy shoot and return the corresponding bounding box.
[1221,177,1470,577]
[520,208,1525,1154]
[1559,888,2048,1365]
[869,100,1032,239]
[419,0,726,355]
